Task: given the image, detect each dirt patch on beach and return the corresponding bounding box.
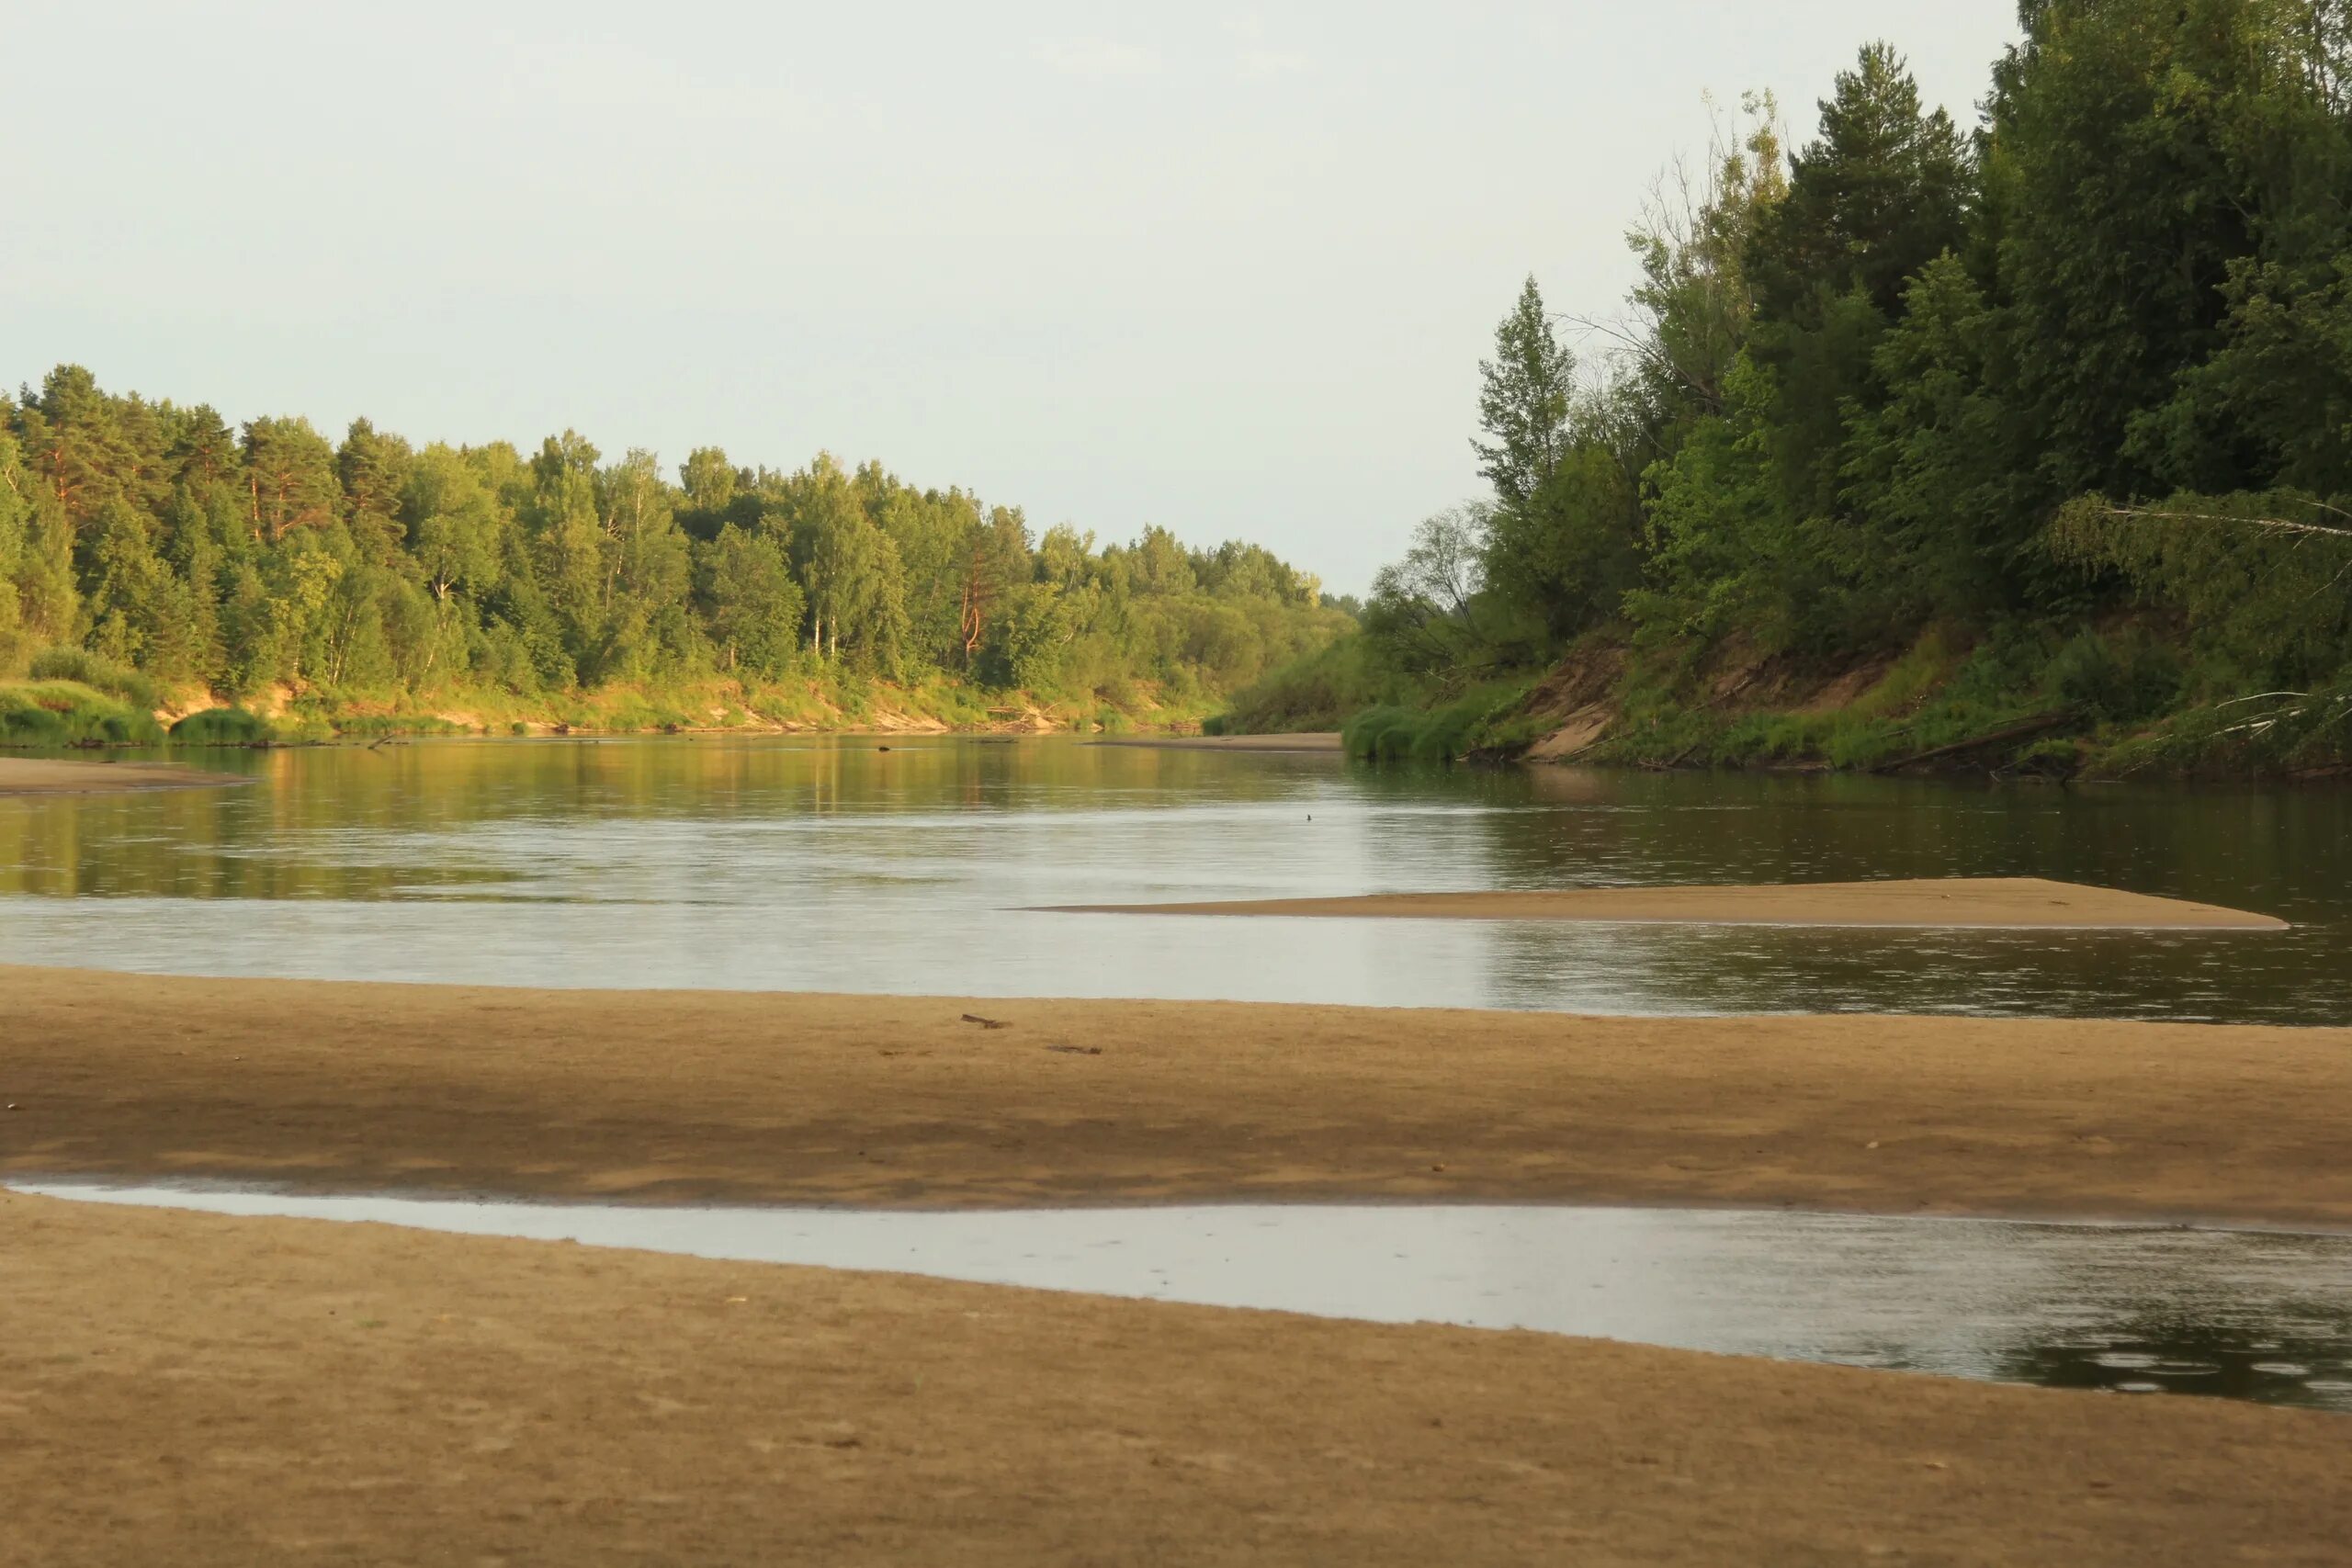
[0,757,250,796]
[1039,876,2289,930]
[5,966,2347,1225]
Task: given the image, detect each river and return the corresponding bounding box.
[1,735,2343,1021]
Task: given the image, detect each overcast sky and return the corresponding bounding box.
[5,2,2020,595]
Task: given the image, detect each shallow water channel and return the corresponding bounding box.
[21,1181,2352,1413]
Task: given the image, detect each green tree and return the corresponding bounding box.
[697,523,804,677]
[1747,44,1970,324]
[526,431,605,684]
[1474,276,1575,509]
[337,417,413,564]
[242,417,341,544]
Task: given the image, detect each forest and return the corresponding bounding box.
[0,370,1350,740]
[1227,0,2352,775]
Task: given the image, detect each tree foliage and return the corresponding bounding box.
[1352,6,2352,734]
[0,375,1349,712]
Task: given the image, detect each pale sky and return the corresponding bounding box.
[5,2,2021,595]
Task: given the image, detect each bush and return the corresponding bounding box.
[2046,628,2184,723]
[1340,705,1421,761]
[169,706,278,746]
[1218,636,1410,734]
[28,648,160,712]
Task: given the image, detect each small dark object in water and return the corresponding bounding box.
[960,1012,1011,1030]
[1046,1044,1102,1055]
[877,745,892,752]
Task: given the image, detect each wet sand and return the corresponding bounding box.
[1085,730,1342,751]
[1040,875,2290,930]
[0,756,250,796]
[6,965,2349,1225]
[6,1189,2347,1567]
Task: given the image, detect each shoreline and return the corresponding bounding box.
[8,964,2349,1228]
[9,1189,2345,1565]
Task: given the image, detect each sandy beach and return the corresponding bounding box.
[9,967,2352,1562]
[1039,875,2291,930]
[6,965,2348,1224]
[0,756,250,796]
[7,1186,2347,1567]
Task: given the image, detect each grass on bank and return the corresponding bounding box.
[1228,613,2351,777]
[1340,675,1545,763]
[27,648,159,712]
[0,681,166,747]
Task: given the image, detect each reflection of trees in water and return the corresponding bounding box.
[1987,1303,2352,1412]
[1473,911,2337,1023]
[1443,768,2348,1023]
[0,739,1331,904]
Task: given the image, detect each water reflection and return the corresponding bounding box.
[1,738,2345,1021]
[19,1181,2352,1412]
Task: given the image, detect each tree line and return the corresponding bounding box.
[0,368,1348,714]
[1350,0,2352,763]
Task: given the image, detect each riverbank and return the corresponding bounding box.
[231,671,1223,744]
[7,966,2350,1226]
[1039,876,2288,931]
[1222,627,2352,778]
[6,1188,2345,1567]
[0,757,252,796]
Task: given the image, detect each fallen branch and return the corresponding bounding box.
[2090,504,2352,542]
[1871,710,2076,773]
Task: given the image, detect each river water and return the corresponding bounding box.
[19,1180,2352,1413]
[1,736,2344,1021]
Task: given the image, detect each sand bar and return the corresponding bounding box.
[0,755,250,796]
[1085,730,1342,751]
[1038,875,2290,930]
[6,965,2349,1225]
[6,1188,2345,1567]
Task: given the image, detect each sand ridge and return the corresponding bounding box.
[1035,875,2290,930]
[6,965,2349,1226]
[0,756,250,796]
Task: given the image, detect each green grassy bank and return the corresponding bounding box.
[1215,621,2352,779]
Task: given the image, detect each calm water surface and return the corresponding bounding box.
[20,1180,2352,1413]
[2,736,2345,1021]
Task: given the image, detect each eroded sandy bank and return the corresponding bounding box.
[6,965,2346,1225]
[1038,875,2290,930]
